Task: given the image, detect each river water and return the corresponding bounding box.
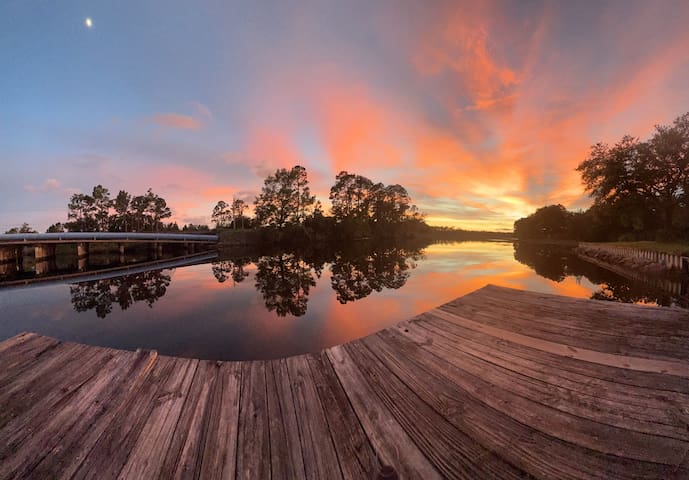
[0,241,685,360]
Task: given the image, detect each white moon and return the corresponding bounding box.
[85,17,93,28]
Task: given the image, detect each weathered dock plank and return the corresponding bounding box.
[1,284,688,479]
[236,361,270,479]
[163,360,222,480]
[306,351,379,479]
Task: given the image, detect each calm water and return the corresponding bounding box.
[0,241,685,360]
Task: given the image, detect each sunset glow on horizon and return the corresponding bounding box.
[2,0,689,232]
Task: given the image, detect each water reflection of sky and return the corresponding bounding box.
[0,241,678,360]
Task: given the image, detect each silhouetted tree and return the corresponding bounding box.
[66,193,97,231]
[64,185,172,233]
[231,198,248,229]
[129,188,172,232]
[254,166,316,228]
[576,112,689,240]
[181,223,211,232]
[46,223,66,233]
[330,171,375,221]
[212,200,231,228]
[112,190,132,232]
[5,223,37,234]
[92,185,113,231]
[514,205,573,240]
[329,171,424,239]
[370,183,413,227]
[163,222,180,232]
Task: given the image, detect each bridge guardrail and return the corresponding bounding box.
[0,232,218,243]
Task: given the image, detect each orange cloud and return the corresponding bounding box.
[311,80,405,174]
[413,3,519,111]
[242,128,304,177]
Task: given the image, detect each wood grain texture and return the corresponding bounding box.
[236,361,270,480]
[1,284,688,479]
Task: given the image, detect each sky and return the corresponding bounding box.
[2,0,689,232]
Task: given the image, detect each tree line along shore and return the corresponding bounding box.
[514,111,689,256]
[5,168,510,246]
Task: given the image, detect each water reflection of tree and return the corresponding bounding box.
[254,253,316,317]
[513,242,570,282]
[212,258,251,285]
[513,242,687,307]
[70,269,171,318]
[329,246,422,304]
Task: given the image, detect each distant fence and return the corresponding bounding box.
[578,243,689,273]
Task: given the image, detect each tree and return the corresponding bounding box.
[130,188,171,232]
[576,111,689,240]
[212,201,231,228]
[514,205,573,240]
[231,198,248,229]
[129,194,148,231]
[112,190,132,232]
[646,113,689,235]
[254,165,316,228]
[46,223,66,233]
[62,185,173,233]
[182,223,210,232]
[329,172,423,239]
[147,189,172,232]
[91,185,113,231]
[329,171,374,221]
[371,183,412,225]
[66,193,97,231]
[5,223,37,234]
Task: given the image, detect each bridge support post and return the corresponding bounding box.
[0,247,17,277]
[151,242,159,260]
[0,246,15,264]
[34,244,56,261]
[34,244,56,276]
[35,258,54,275]
[16,247,24,273]
[119,243,125,264]
[77,242,89,258]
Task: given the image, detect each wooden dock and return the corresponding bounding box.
[1,285,688,479]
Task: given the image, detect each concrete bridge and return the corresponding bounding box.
[0,232,218,275]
